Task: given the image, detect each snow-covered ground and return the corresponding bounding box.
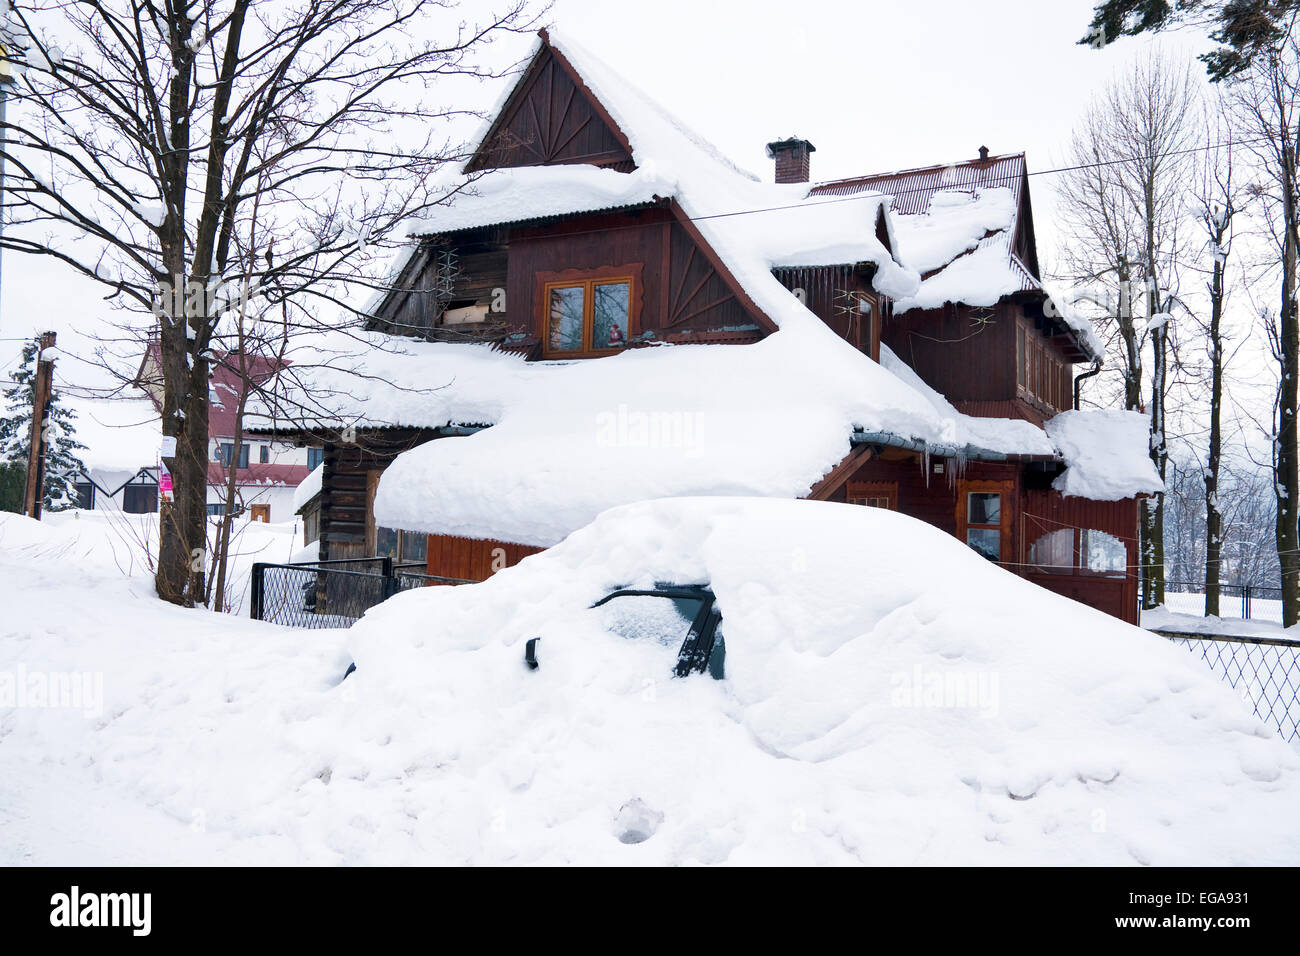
[0,508,306,616]
[1157,591,1285,627]
[3,498,1299,865]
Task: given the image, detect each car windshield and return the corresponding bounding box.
[594,594,704,648]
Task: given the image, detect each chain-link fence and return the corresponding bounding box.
[251,558,474,629]
[1164,632,1300,744]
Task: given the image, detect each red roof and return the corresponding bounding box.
[138,342,290,439]
[207,461,311,488]
[812,153,1028,216]
[810,153,1042,293]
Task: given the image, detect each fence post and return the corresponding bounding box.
[251,563,265,621]
[1243,586,1251,622]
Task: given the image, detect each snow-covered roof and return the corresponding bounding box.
[293,463,323,513]
[814,155,1104,360]
[244,332,1158,546]
[1045,410,1163,501]
[65,397,161,473]
[397,31,918,310]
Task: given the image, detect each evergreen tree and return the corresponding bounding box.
[0,340,88,511]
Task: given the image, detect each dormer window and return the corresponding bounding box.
[538,265,641,357]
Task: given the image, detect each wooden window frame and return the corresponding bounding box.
[537,263,644,358]
[366,470,429,561]
[846,480,898,510]
[1016,325,1026,390]
[956,479,1013,564]
[1017,317,1070,413]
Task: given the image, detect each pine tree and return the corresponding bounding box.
[0,340,88,511]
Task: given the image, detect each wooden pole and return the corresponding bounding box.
[22,331,56,519]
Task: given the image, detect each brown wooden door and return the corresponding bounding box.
[250,503,270,523]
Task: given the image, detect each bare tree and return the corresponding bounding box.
[1231,31,1300,625]
[1056,53,1200,608]
[1188,104,1238,615]
[0,0,539,606]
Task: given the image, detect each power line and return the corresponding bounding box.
[408,136,1273,248]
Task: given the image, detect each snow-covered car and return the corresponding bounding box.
[335,496,1300,865]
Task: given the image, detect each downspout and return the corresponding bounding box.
[1073,360,1102,410]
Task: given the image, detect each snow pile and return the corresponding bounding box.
[335,497,1300,864]
[1046,410,1163,500]
[5,497,1296,864]
[293,464,323,512]
[0,511,344,864]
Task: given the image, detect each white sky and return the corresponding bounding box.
[0,0,1217,398]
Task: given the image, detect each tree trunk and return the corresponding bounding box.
[156,319,210,606]
[1279,164,1300,628]
[1205,248,1225,617]
[1145,319,1168,610]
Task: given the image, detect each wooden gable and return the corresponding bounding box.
[465,37,635,174]
[1013,167,1041,280]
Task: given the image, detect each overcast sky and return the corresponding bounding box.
[0,0,1213,395]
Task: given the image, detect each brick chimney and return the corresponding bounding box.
[978,145,990,162]
[766,137,816,184]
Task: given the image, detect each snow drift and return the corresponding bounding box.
[2,499,1297,864]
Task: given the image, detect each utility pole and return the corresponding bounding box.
[0,36,14,330]
[22,330,55,518]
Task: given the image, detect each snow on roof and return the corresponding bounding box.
[293,463,323,512]
[252,332,1159,547]
[890,187,1019,275]
[65,397,161,472]
[547,30,919,310]
[364,334,952,547]
[880,346,1157,496]
[407,164,671,235]
[814,155,1104,360]
[1046,409,1163,501]
[878,345,1054,457]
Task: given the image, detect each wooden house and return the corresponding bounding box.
[252,30,1159,623]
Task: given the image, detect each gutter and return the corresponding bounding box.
[1073,360,1103,410]
[850,429,1010,462]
